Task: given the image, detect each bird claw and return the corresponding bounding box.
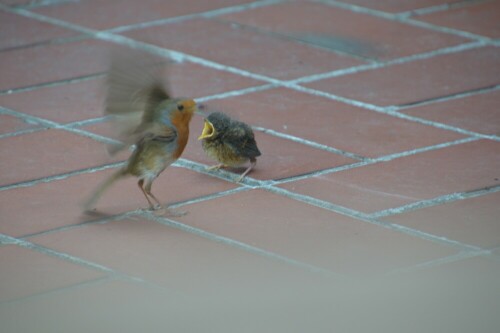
[148,205,187,217]
[206,164,225,171]
[165,208,187,217]
[151,204,162,210]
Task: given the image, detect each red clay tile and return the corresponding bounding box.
[414,256,500,284]
[124,18,364,80]
[167,61,261,98]
[0,129,128,186]
[0,164,237,237]
[0,279,190,332]
[389,256,500,332]
[0,11,76,51]
[202,87,464,157]
[0,114,39,135]
[175,189,455,275]
[384,191,500,248]
[280,139,500,213]
[0,245,103,302]
[333,0,458,13]
[401,89,500,135]
[84,114,355,181]
[418,1,500,38]
[219,1,467,60]
[306,46,500,106]
[35,0,255,30]
[0,78,106,123]
[29,217,316,292]
[0,277,350,333]
[0,39,127,92]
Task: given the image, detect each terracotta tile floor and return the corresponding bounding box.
[1,1,499,331]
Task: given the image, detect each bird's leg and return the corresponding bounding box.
[144,179,162,210]
[236,158,257,182]
[144,179,187,217]
[138,179,155,210]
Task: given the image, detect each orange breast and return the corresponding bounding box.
[172,122,189,159]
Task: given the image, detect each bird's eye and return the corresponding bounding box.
[177,104,184,111]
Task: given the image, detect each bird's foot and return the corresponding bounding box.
[149,205,187,217]
[164,207,187,217]
[206,164,225,171]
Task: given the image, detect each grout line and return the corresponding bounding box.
[13,0,79,9]
[20,211,140,240]
[15,189,251,242]
[394,84,500,109]
[0,161,125,192]
[195,83,276,103]
[252,126,368,161]
[402,15,493,42]
[384,223,483,251]
[107,0,285,33]
[265,186,483,252]
[370,184,500,218]
[93,33,282,84]
[0,276,113,306]
[0,106,120,145]
[272,160,372,185]
[385,249,491,276]
[143,212,339,276]
[373,137,479,162]
[291,41,486,84]
[274,137,478,185]
[316,0,493,41]
[0,232,182,296]
[398,0,490,18]
[168,187,251,209]
[0,73,105,96]
[64,116,109,128]
[174,158,268,187]
[0,4,97,34]
[62,126,120,144]
[284,84,387,112]
[374,108,500,141]
[0,127,46,139]
[265,185,369,219]
[0,233,115,273]
[0,34,88,53]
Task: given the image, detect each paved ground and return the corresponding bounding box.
[1,0,499,332]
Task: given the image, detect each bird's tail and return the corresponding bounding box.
[83,168,127,211]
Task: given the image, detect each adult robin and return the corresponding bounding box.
[83,52,196,215]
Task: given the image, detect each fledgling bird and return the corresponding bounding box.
[83,52,196,215]
[198,112,261,182]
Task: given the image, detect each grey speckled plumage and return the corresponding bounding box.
[199,112,261,181]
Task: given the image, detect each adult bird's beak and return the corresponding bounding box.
[198,120,215,140]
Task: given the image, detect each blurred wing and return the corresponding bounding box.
[224,123,261,158]
[104,50,172,153]
[143,121,178,143]
[105,51,170,130]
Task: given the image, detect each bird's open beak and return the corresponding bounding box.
[198,120,215,140]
